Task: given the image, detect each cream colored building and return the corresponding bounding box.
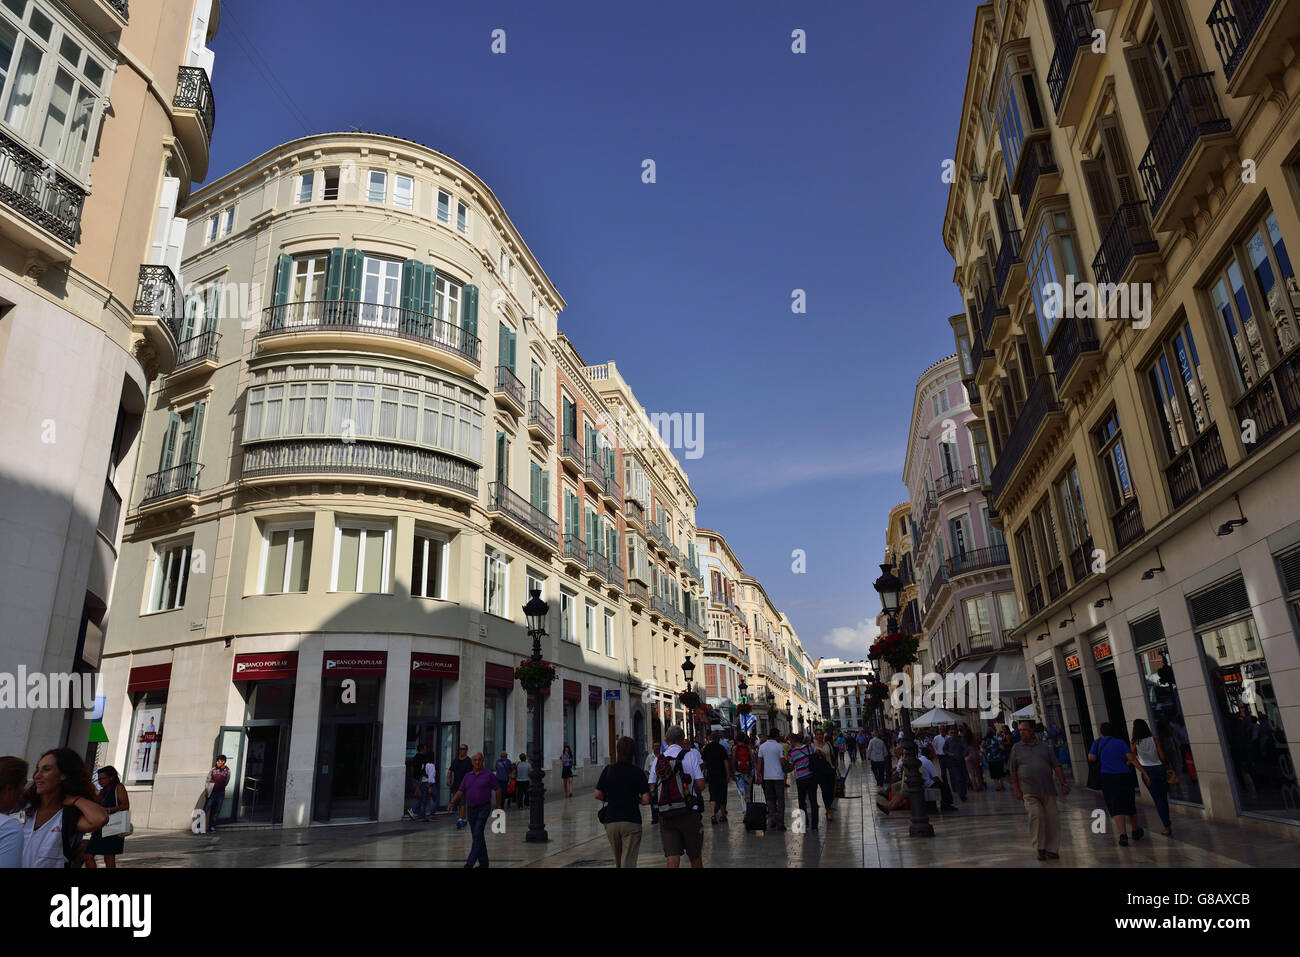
[697,527,752,721]
[0,0,218,761]
[944,0,1300,831]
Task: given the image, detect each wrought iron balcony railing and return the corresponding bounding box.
[494,365,525,408]
[242,439,477,495]
[174,66,215,140]
[946,544,1010,577]
[994,228,1023,295]
[1138,73,1231,216]
[260,300,481,365]
[624,498,645,526]
[107,0,128,17]
[561,433,584,469]
[175,331,220,369]
[1112,498,1146,551]
[607,561,625,591]
[488,481,558,544]
[0,128,86,246]
[989,376,1060,503]
[584,456,608,495]
[142,461,201,503]
[1092,201,1158,286]
[628,580,649,605]
[1208,0,1274,83]
[586,549,610,583]
[1050,314,1100,384]
[972,326,987,376]
[528,399,555,438]
[982,286,1009,341]
[134,265,182,338]
[1069,536,1094,584]
[563,533,587,566]
[1015,137,1058,218]
[1047,1,1096,112]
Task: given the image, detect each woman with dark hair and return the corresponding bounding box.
[1088,722,1144,846]
[21,749,108,868]
[1132,718,1174,836]
[84,766,129,868]
[560,744,575,798]
[964,728,985,791]
[593,736,650,868]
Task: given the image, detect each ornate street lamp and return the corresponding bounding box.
[797,705,804,735]
[681,653,696,741]
[873,563,931,837]
[766,689,776,736]
[737,677,749,740]
[522,588,551,843]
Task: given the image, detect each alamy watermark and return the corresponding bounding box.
[594,406,704,460]
[1042,274,1152,329]
[0,668,101,715]
[889,667,1001,718]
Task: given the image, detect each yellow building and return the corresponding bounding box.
[944,0,1300,831]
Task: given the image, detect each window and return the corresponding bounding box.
[1094,409,1137,514]
[0,3,111,179]
[412,531,447,599]
[456,200,468,233]
[1015,522,1043,613]
[148,539,191,612]
[484,689,507,762]
[589,701,598,763]
[367,170,387,203]
[296,172,314,204]
[560,589,576,642]
[289,254,327,320]
[322,167,340,201]
[332,522,391,593]
[125,690,166,784]
[437,189,451,223]
[1055,464,1092,562]
[433,272,461,325]
[1032,499,1064,597]
[996,591,1020,632]
[484,548,509,617]
[206,213,219,243]
[604,609,615,657]
[499,249,507,274]
[1146,318,1216,461]
[259,524,313,594]
[1025,211,1082,345]
[995,57,1044,179]
[157,402,205,471]
[585,602,596,651]
[526,569,545,602]
[360,256,402,324]
[222,206,234,236]
[393,174,413,210]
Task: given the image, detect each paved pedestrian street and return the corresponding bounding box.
[111,764,1296,868]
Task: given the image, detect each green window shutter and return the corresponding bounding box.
[542,469,550,518]
[509,329,517,373]
[563,398,576,438]
[499,324,509,369]
[159,412,182,470]
[586,508,595,546]
[399,259,421,313]
[272,253,292,309]
[325,248,345,301]
[530,462,541,509]
[183,401,206,464]
[462,284,479,338]
[420,263,435,316]
[495,432,507,486]
[342,249,364,302]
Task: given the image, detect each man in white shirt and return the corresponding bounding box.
[866,731,890,789]
[644,742,662,824]
[648,726,706,868]
[932,728,951,792]
[757,731,788,831]
[920,745,957,810]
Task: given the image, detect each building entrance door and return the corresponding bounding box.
[1098,667,1127,734]
[314,718,381,822]
[1070,675,1095,751]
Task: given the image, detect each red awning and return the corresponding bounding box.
[322,651,387,678]
[127,663,171,693]
[563,679,582,701]
[485,662,515,690]
[232,652,298,682]
[411,653,459,680]
[589,684,602,704]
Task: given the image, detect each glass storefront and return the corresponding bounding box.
[1135,641,1202,805]
[483,688,507,760]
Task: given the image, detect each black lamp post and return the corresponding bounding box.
[738,677,748,740]
[681,653,696,742]
[798,705,804,735]
[873,563,932,837]
[522,588,550,843]
[766,689,776,736]
[785,697,792,736]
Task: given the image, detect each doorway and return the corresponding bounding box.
[633,709,646,768]
[314,718,381,821]
[608,706,616,765]
[1070,675,1095,751]
[1098,667,1127,734]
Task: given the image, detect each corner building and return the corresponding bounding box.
[944,0,1300,832]
[97,132,705,829]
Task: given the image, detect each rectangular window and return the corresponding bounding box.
[322,167,340,200]
[149,540,191,612]
[393,174,413,210]
[125,690,166,784]
[437,189,451,223]
[260,525,313,594]
[367,169,387,203]
[1146,319,1216,459]
[296,172,314,203]
[456,200,468,233]
[996,591,1020,632]
[206,213,219,243]
[560,589,576,642]
[412,531,447,599]
[484,548,509,617]
[332,523,391,593]
[222,206,234,236]
[1055,464,1091,555]
[1094,410,1137,511]
[585,602,597,651]
[604,609,615,657]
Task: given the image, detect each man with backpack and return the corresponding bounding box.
[732,734,754,808]
[648,725,707,868]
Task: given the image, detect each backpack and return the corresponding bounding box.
[734,744,751,773]
[61,805,87,869]
[654,748,700,817]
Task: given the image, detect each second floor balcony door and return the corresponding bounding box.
[290,255,327,326]
[360,257,401,329]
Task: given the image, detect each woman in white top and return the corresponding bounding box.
[21,749,109,868]
[1131,719,1174,836]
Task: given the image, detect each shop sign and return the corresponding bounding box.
[1092,641,1112,662]
[1064,653,1081,672]
[411,653,459,680]
[232,652,298,682]
[322,652,387,678]
[605,689,621,701]
[588,684,602,704]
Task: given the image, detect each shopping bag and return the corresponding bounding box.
[102,810,133,838]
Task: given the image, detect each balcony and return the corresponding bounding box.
[1046,564,1068,601]
[1092,201,1160,288]
[141,461,201,506]
[1026,582,1045,617]
[170,331,220,382]
[133,265,181,373]
[684,557,701,582]
[624,498,645,528]
[258,301,481,374]
[946,544,1010,577]
[972,326,987,379]
[586,549,610,584]
[172,67,216,180]
[1068,536,1095,584]
[981,287,1011,354]
[560,434,584,474]
[1233,351,1300,455]
[562,533,587,571]
[646,521,667,548]
[687,619,706,641]
[994,228,1024,300]
[583,457,608,496]
[1049,314,1101,399]
[665,540,682,568]
[487,482,559,551]
[66,0,129,36]
[1013,135,1060,221]
[527,400,555,444]
[989,376,1064,507]
[241,439,478,499]
[935,465,979,498]
[1047,1,1101,127]
[1209,0,1292,97]
[650,595,673,623]
[628,580,649,608]
[1138,73,1233,231]
[0,128,86,258]
[492,366,525,415]
[607,561,625,592]
[1111,498,1146,552]
[604,474,623,508]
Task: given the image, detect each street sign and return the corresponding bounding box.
[605,689,620,700]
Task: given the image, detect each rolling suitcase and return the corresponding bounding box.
[835,774,846,798]
[743,782,767,831]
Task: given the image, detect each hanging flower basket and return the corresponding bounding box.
[870,633,919,671]
[865,680,890,700]
[514,658,557,692]
[737,702,752,715]
[678,690,702,709]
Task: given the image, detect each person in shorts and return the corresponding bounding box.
[648,725,706,868]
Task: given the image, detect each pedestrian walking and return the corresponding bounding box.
[835,732,846,772]
[701,731,730,824]
[448,744,472,828]
[812,729,837,822]
[201,754,231,833]
[561,744,575,798]
[643,743,662,823]
[648,726,706,868]
[1089,722,1143,846]
[515,753,532,809]
[493,751,513,811]
[84,767,128,868]
[964,729,985,791]
[594,736,651,868]
[788,733,820,829]
[866,731,889,789]
[945,729,969,801]
[731,735,753,811]
[757,730,789,831]
[845,731,858,765]
[0,756,28,868]
[406,750,437,821]
[20,748,108,868]
[1131,719,1174,836]
[449,752,499,868]
[1008,720,1070,860]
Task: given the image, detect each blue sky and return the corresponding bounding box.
[209,0,979,661]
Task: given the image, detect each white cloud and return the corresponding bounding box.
[820,618,881,653]
[690,439,903,500]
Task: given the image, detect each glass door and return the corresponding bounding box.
[360,256,401,328]
[213,726,245,825]
[436,722,460,809]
